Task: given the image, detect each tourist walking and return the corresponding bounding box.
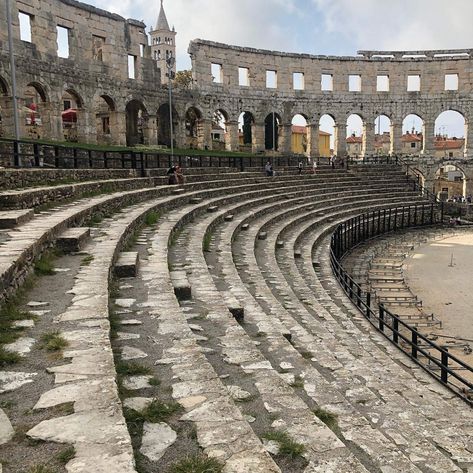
[298,160,303,175]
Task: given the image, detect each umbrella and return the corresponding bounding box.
[62,108,78,123]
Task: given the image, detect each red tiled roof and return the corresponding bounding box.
[346,135,362,143]
[435,138,465,150]
[291,125,330,136]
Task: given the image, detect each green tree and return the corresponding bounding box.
[173,70,193,90]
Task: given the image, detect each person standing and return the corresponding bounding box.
[298,160,303,175]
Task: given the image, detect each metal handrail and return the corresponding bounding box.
[329,203,473,405]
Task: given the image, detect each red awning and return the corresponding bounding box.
[62,108,78,123]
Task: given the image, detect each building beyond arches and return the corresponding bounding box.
[0,0,473,159]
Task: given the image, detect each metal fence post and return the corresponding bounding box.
[379,306,385,332]
[13,140,20,167]
[392,317,399,344]
[366,292,371,319]
[441,348,449,384]
[33,142,40,167]
[412,330,418,359]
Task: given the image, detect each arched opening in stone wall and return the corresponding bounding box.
[22,82,48,140]
[95,95,116,145]
[402,114,424,154]
[62,89,83,142]
[212,109,228,151]
[238,111,254,151]
[319,114,335,157]
[346,114,364,158]
[374,114,392,155]
[156,102,178,147]
[126,99,147,146]
[291,114,307,155]
[434,110,466,157]
[185,106,203,148]
[265,112,280,151]
[435,163,467,200]
[0,76,9,137]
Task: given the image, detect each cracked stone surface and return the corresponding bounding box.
[4,337,36,355]
[139,422,177,462]
[0,408,14,445]
[0,371,37,393]
[121,346,148,360]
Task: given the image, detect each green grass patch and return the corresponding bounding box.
[34,252,56,276]
[39,331,68,352]
[263,430,306,459]
[145,210,161,226]
[168,454,224,473]
[116,361,152,376]
[149,376,161,386]
[300,350,313,360]
[203,231,212,253]
[0,346,22,366]
[80,254,94,266]
[290,375,305,389]
[56,445,76,464]
[313,407,338,430]
[89,213,104,226]
[125,399,181,425]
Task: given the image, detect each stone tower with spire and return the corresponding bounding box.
[149,0,176,84]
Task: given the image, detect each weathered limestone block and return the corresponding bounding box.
[57,227,91,253]
[115,252,139,278]
[0,209,34,229]
[170,270,192,300]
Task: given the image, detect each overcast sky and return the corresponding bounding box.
[86,0,472,137]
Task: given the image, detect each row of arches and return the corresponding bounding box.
[0,74,469,155]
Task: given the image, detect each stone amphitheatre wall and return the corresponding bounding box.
[188,40,473,157]
[0,0,472,160]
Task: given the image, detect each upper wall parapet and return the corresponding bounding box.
[189,39,473,97]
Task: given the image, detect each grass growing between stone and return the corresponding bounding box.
[0,346,22,366]
[34,252,56,276]
[116,361,152,376]
[168,454,224,473]
[145,210,161,226]
[55,446,76,464]
[39,331,68,352]
[28,465,57,473]
[263,430,306,459]
[202,231,212,253]
[313,407,338,431]
[80,254,94,266]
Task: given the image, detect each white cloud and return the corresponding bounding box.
[311,0,473,52]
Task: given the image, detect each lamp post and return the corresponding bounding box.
[166,54,175,161]
[6,0,21,165]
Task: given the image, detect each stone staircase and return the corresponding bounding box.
[0,163,472,473]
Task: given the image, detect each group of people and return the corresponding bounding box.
[447,194,472,204]
[166,164,185,185]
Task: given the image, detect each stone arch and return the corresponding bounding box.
[434,161,467,200]
[22,82,49,140]
[212,108,229,150]
[265,112,281,151]
[434,110,466,157]
[319,114,336,157]
[402,113,424,154]
[95,94,117,144]
[238,111,255,151]
[291,113,308,154]
[0,76,9,96]
[185,106,203,148]
[157,102,179,147]
[126,99,148,146]
[346,113,364,158]
[374,114,392,155]
[61,88,84,142]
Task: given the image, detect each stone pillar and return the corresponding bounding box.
[252,122,265,153]
[226,120,239,151]
[198,119,212,150]
[174,120,186,149]
[142,113,157,146]
[464,120,473,158]
[308,123,319,158]
[41,102,63,141]
[362,121,375,157]
[279,123,292,154]
[0,96,15,137]
[110,111,127,146]
[334,123,347,156]
[391,120,402,155]
[422,120,435,157]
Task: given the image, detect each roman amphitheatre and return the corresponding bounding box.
[0,0,472,472]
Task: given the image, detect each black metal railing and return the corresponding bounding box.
[330,203,473,405]
[0,138,307,173]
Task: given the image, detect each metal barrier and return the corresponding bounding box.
[330,203,473,406]
[0,138,306,173]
